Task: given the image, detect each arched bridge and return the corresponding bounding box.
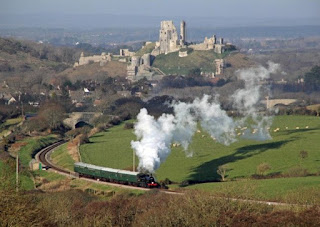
[63,112,102,129]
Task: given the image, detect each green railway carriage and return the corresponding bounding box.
[74,162,159,187]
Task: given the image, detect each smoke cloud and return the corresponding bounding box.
[131,62,280,173]
[232,61,280,140]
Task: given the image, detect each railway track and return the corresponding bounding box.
[37,140,71,175]
[36,142,312,206]
[36,141,173,192]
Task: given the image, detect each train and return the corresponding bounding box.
[74,162,160,188]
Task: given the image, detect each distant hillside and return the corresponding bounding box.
[0,37,129,88]
[152,50,221,75]
[0,37,79,91]
[251,49,320,82]
[152,50,253,76]
[59,61,127,82]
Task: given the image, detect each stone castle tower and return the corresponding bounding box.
[180,20,186,45]
[159,21,179,54]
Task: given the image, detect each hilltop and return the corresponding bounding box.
[59,61,127,82]
[152,50,253,77]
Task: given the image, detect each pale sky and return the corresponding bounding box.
[0,0,319,28]
[1,0,319,18]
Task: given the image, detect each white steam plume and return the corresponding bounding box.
[131,62,280,173]
[232,61,280,140]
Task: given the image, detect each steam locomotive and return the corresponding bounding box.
[74,162,159,188]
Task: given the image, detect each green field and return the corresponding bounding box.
[0,135,59,191]
[51,143,75,171]
[80,123,136,170]
[186,176,320,205]
[152,50,227,75]
[80,115,320,184]
[0,117,23,137]
[18,135,58,167]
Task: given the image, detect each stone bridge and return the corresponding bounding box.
[63,112,102,129]
[262,99,297,109]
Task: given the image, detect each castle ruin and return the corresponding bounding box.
[119,49,135,57]
[152,20,187,55]
[74,52,112,67]
[151,20,227,56]
[214,59,225,75]
[127,54,152,79]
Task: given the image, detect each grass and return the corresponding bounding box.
[51,143,75,171]
[186,176,320,205]
[18,135,58,167]
[0,117,23,137]
[80,115,320,184]
[152,49,228,75]
[70,178,145,196]
[0,156,34,191]
[35,169,66,182]
[0,135,60,191]
[135,42,156,56]
[80,122,136,170]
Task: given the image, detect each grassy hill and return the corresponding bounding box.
[79,115,320,183]
[152,50,230,75]
[187,176,320,204]
[135,42,156,56]
[59,61,127,82]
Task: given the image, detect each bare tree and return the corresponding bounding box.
[299,150,308,166]
[217,164,229,182]
[257,162,271,176]
[39,102,65,131]
[299,150,308,160]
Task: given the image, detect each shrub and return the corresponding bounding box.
[109,117,121,126]
[92,115,111,127]
[78,134,90,145]
[299,150,308,160]
[257,162,271,175]
[163,178,172,185]
[124,122,134,130]
[217,164,229,182]
[285,166,309,177]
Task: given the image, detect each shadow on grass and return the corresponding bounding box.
[185,139,292,185]
[89,134,107,139]
[277,128,318,136]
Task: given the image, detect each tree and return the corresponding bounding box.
[305,65,320,91]
[299,150,308,167]
[257,162,271,176]
[217,164,229,182]
[188,68,201,77]
[39,102,65,131]
[299,150,308,160]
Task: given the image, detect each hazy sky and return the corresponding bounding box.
[1,0,319,28]
[1,0,319,18]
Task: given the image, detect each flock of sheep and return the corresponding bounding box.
[171,125,310,147]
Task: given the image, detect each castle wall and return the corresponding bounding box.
[159,21,179,54]
[180,21,186,45]
[120,49,135,57]
[141,53,151,67]
[215,59,224,75]
[76,52,112,67]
